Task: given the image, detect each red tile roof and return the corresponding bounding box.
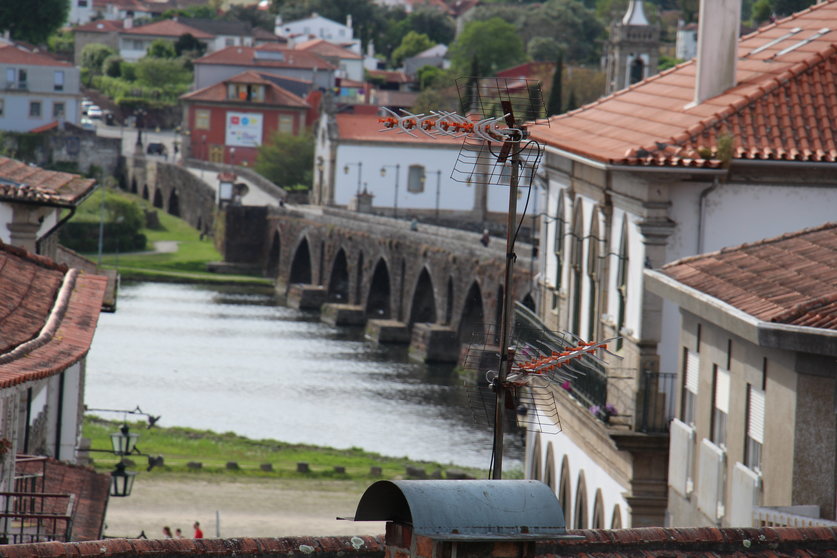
[294,38,362,60]
[121,19,214,39]
[72,19,125,33]
[336,113,461,145]
[659,222,837,329]
[181,71,309,107]
[0,43,72,67]
[195,45,335,70]
[530,0,837,168]
[367,69,411,84]
[0,157,97,207]
[16,457,110,541]
[0,241,108,387]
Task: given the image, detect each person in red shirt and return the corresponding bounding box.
[193,521,203,538]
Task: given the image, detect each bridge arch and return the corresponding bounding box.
[366,258,391,318]
[458,281,485,344]
[168,188,181,217]
[355,251,364,304]
[409,266,436,326]
[266,230,281,278]
[289,236,313,284]
[444,276,454,325]
[142,184,149,200]
[153,188,163,209]
[327,248,350,302]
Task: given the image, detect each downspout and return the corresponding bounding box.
[697,177,719,254]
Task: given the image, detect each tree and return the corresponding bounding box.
[225,5,275,31]
[448,18,526,77]
[255,132,315,190]
[147,38,176,58]
[546,52,563,116]
[416,65,448,90]
[174,33,207,57]
[391,31,435,67]
[81,44,118,75]
[103,55,124,78]
[135,57,191,88]
[528,37,563,62]
[773,0,815,16]
[406,8,455,45]
[0,0,68,44]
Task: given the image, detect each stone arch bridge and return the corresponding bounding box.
[233,205,536,362]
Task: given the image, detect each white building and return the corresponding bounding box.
[67,0,95,25]
[645,223,837,527]
[525,0,837,528]
[118,19,215,62]
[0,42,81,132]
[275,13,360,54]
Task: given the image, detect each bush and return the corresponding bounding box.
[60,221,147,253]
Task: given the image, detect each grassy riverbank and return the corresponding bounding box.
[84,417,492,480]
[79,188,270,285]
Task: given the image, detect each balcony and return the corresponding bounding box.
[0,456,74,543]
[3,82,27,91]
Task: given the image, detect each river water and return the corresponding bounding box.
[85,281,523,471]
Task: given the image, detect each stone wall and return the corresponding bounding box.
[1,128,121,178]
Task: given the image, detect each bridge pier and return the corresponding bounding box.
[321,303,365,326]
[286,284,326,310]
[409,323,460,363]
[366,319,410,344]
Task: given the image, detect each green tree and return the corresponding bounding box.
[528,37,562,62]
[225,5,275,31]
[255,132,315,190]
[406,7,455,45]
[147,38,176,58]
[47,30,74,56]
[751,0,773,21]
[0,0,68,44]
[449,18,526,77]
[135,57,191,88]
[773,0,815,15]
[546,52,563,116]
[103,55,124,78]
[81,44,118,75]
[391,31,434,67]
[174,33,207,57]
[416,65,449,90]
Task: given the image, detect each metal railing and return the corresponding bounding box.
[0,492,74,544]
[637,371,676,433]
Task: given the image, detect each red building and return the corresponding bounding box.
[180,71,311,166]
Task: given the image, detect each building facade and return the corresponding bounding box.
[525,0,837,528]
[603,0,660,94]
[646,223,837,527]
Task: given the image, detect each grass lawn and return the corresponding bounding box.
[78,188,270,285]
[84,417,490,480]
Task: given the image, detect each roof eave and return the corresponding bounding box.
[644,269,837,357]
[543,144,728,175]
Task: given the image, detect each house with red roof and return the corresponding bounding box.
[646,223,837,527]
[193,45,336,92]
[295,38,364,82]
[524,0,837,530]
[181,71,310,166]
[0,42,81,132]
[119,19,215,61]
[72,19,124,66]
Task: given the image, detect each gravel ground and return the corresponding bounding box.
[103,476,387,539]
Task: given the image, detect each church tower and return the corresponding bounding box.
[604,0,660,95]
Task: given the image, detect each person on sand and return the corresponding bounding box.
[175,528,183,539]
[162,526,173,538]
[193,521,203,539]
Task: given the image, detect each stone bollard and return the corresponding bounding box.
[226,461,240,470]
[370,466,382,477]
[334,466,346,474]
[446,469,474,480]
[186,461,202,470]
[406,466,426,479]
[260,463,273,472]
[430,469,443,479]
[297,462,310,473]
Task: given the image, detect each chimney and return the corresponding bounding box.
[125,16,133,29]
[692,0,741,105]
[346,14,353,30]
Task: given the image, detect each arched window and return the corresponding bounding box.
[407,165,425,193]
[611,505,623,529]
[592,489,605,529]
[570,202,584,335]
[586,209,601,341]
[630,57,645,84]
[574,472,588,529]
[616,218,629,350]
[552,194,565,310]
[544,442,555,491]
[529,433,542,481]
[559,456,572,527]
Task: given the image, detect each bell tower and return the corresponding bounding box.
[604,0,660,95]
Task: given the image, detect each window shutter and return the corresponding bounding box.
[685,350,699,394]
[748,386,765,444]
[715,367,730,414]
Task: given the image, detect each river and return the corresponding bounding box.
[85,281,523,470]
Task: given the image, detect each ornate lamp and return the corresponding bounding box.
[110,461,137,497]
[110,424,139,456]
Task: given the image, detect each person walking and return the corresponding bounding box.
[162,526,173,538]
[193,521,204,539]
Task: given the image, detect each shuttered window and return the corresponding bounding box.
[745,384,765,472]
[681,349,699,424]
[711,366,729,448]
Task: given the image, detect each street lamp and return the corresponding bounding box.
[110,423,139,455]
[421,169,443,222]
[344,162,363,195]
[110,461,137,497]
[380,164,400,219]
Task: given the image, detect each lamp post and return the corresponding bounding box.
[343,162,363,195]
[380,164,400,219]
[421,169,443,222]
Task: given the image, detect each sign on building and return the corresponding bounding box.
[225,112,263,147]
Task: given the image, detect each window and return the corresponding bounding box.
[5,68,14,86]
[552,194,565,307]
[132,40,144,50]
[407,164,425,193]
[0,99,4,117]
[586,210,601,340]
[53,102,65,118]
[615,218,629,350]
[570,202,584,335]
[78,0,88,6]
[278,114,294,134]
[29,101,42,118]
[228,83,265,102]
[54,70,64,91]
[711,365,730,449]
[745,384,764,472]
[195,109,210,130]
[682,348,699,425]
[225,38,235,47]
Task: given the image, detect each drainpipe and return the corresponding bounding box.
[697,177,719,254]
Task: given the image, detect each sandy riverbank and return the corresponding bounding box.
[103,476,387,539]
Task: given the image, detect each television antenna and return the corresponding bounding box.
[380,77,549,478]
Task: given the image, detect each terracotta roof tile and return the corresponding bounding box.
[0,43,72,67]
[194,45,335,70]
[72,19,125,33]
[181,71,309,108]
[336,113,461,145]
[660,222,837,328]
[0,157,96,207]
[0,241,108,386]
[530,0,837,168]
[121,19,214,39]
[294,38,362,60]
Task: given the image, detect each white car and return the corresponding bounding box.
[80,117,95,131]
[87,105,103,119]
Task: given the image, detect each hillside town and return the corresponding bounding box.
[0,0,835,556]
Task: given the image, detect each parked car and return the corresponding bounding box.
[146,142,167,156]
[80,117,95,131]
[81,99,94,115]
[87,105,103,119]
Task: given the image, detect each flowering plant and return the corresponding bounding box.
[0,438,11,458]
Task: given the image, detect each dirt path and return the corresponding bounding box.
[103,476,387,539]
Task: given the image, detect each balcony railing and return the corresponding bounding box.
[0,492,74,544]
[754,506,837,528]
